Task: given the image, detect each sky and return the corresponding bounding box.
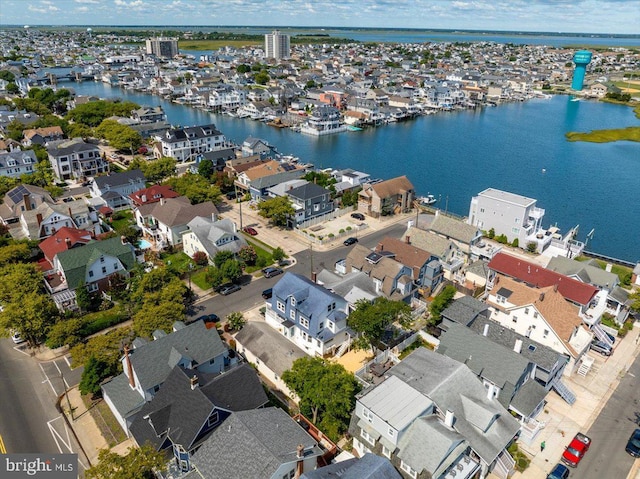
[0,0,639,35]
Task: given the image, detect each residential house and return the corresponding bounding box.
[159,124,227,162]
[402,226,464,280]
[235,321,307,400]
[438,323,548,426]
[265,273,351,357]
[20,199,99,240]
[235,160,304,200]
[350,347,520,479]
[375,236,443,292]
[46,236,136,310]
[315,269,381,314]
[22,126,64,146]
[440,295,491,329]
[300,105,346,136]
[192,147,236,173]
[0,149,37,179]
[346,244,416,301]
[0,184,53,225]
[131,106,167,123]
[358,176,414,218]
[102,321,233,435]
[188,408,323,479]
[38,226,93,271]
[286,182,335,228]
[90,170,146,210]
[428,212,484,258]
[241,137,276,158]
[129,364,268,472]
[546,255,630,326]
[467,188,549,252]
[486,274,592,382]
[331,168,371,195]
[181,217,247,264]
[129,184,180,207]
[135,196,218,247]
[47,138,109,181]
[301,453,402,479]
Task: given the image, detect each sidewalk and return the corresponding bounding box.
[513,326,640,479]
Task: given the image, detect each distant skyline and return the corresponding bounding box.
[0,0,639,35]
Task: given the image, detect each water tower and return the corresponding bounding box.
[571,50,592,91]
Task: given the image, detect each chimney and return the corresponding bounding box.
[444,410,455,428]
[553,283,558,292]
[190,374,199,390]
[23,193,31,211]
[141,194,147,203]
[377,242,383,252]
[311,271,317,283]
[605,263,613,273]
[539,292,545,301]
[160,198,165,206]
[68,207,73,219]
[295,444,304,479]
[483,324,489,337]
[65,237,71,248]
[36,213,43,226]
[121,235,128,245]
[513,339,523,354]
[124,345,135,388]
[405,235,410,244]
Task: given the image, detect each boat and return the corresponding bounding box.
[347,125,363,131]
[417,194,437,205]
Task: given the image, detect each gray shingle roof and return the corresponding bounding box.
[429,214,481,244]
[184,217,247,258]
[441,296,490,326]
[510,379,548,418]
[287,182,331,201]
[137,196,218,228]
[47,138,99,157]
[93,169,146,190]
[546,256,618,290]
[404,226,457,259]
[101,372,146,421]
[190,408,321,479]
[250,169,304,190]
[388,348,520,465]
[129,321,227,392]
[300,454,402,479]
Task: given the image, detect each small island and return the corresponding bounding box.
[566,103,640,143]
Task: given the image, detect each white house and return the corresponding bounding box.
[181,217,247,264]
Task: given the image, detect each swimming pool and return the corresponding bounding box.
[138,239,153,249]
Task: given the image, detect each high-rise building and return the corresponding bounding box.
[571,50,592,91]
[264,30,290,60]
[145,37,179,58]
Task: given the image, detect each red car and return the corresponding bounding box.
[243,227,258,236]
[561,433,591,467]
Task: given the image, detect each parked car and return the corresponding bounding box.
[351,212,365,220]
[262,288,273,299]
[590,339,612,356]
[10,330,24,344]
[243,226,258,236]
[562,432,591,467]
[547,463,570,479]
[262,267,283,278]
[194,313,219,324]
[218,283,241,295]
[225,191,237,200]
[343,237,358,246]
[626,429,640,457]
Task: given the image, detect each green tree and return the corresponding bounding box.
[133,301,185,338]
[487,228,495,239]
[526,241,538,253]
[86,443,167,479]
[341,187,361,207]
[67,100,139,127]
[205,266,225,289]
[236,64,251,73]
[213,250,234,268]
[0,70,16,82]
[347,297,412,354]
[272,246,286,263]
[95,119,142,152]
[75,283,95,313]
[428,285,457,325]
[257,196,294,227]
[46,317,84,349]
[237,245,257,266]
[282,357,360,438]
[629,290,640,313]
[6,82,19,94]
[0,242,31,266]
[221,259,242,283]
[197,157,214,179]
[79,356,116,397]
[254,71,270,85]
[132,156,176,183]
[165,172,220,204]
[69,327,130,369]
[226,311,246,331]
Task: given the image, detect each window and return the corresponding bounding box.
[89,270,94,278]
[525,308,529,315]
[512,316,517,323]
[543,329,549,338]
[300,317,309,328]
[100,256,104,263]
[528,344,537,352]
[282,470,295,479]
[207,411,219,427]
[291,297,296,307]
[360,428,375,446]
[277,301,285,313]
[388,427,395,438]
[101,266,107,274]
[362,408,374,423]
[113,263,118,271]
[313,204,320,212]
[400,461,417,479]
[382,445,391,458]
[533,312,538,318]
[319,322,324,330]
[290,310,296,320]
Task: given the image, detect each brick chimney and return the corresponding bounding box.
[65,237,71,248]
[295,444,304,478]
[311,272,317,283]
[405,235,410,244]
[124,345,135,389]
[36,213,43,226]
[23,193,31,211]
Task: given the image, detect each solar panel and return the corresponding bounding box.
[8,184,30,204]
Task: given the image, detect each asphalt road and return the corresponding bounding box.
[188,222,408,320]
[577,353,640,479]
[0,340,62,453]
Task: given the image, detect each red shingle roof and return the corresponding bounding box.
[38,227,93,263]
[488,252,598,306]
[129,185,179,206]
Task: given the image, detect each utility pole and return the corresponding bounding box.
[309,241,313,278]
[234,184,243,230]
[60,370,73,420]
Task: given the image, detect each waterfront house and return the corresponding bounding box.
[285,182,335,228]
[264,272,352,358]
[158,124,227,162]
[402,226,464,281]
[102,321,234,435]
[45,236,136,310]
[47,138,109,181]
[131,106,167,123]
[349,347,520,479]
[181,217,247,264]
[241,136,276,158]
[358,175,414,218]
[134,196,219,248]
[90,169,146,210]
[300,105,346,136]
[129,364,268,470]
[189,408,323,479]
[428,212,484,259]
[235,160,304,200]
[0,149,37,179]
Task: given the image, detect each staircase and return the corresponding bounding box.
[334,339,351,358]
[552,379,577,405]
[592,323,614,348]
[492,449,516,479]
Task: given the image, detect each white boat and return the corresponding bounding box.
[418,194,437,205]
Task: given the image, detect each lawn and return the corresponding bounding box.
[190,268,211,290]
[109,210,134,231]
[82,395,128,448]
[161,251,193,274]
[245,242,275,274]
[574,256,632,285]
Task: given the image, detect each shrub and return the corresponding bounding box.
[192,251,208,266]
[511,238,519,248]
[256,256,268,268]
[328,233,335,238]
[526,241,538,253]
[346,226,352,231]
[495,234,509,244]
[229,339,236,350]
[339,229,345,234]
[487,228,495,239]
[272,247,286,262]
